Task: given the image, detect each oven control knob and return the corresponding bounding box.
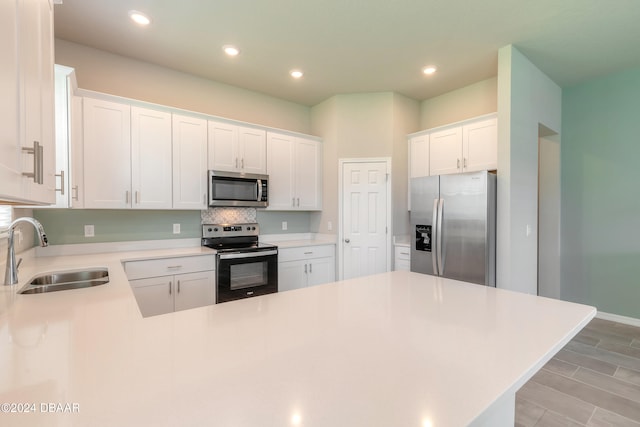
[207,228,212,232]
[213,227,218,232]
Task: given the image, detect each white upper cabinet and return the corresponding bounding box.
[412,114,497,178]
[172,114,208,210]
[429,126,463,176]
[462,117,497,173]
[409,134,429,179]
[208,121,267,174]
[0,0,55,204]
[82,97,131,209]
[131,106,172,209]
[266,132,322,211]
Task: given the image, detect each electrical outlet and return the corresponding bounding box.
[282,221,288,231]
[327,221,333,231]
[84,225,95,238]
[173,223,181,234]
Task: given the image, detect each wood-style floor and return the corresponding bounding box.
[516,318,640,426]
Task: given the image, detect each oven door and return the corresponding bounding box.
[216,250,278,303]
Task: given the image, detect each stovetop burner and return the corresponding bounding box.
[201,223,276,252]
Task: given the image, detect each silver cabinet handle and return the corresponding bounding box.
[309,263,312,274]
[457,158,460,169]
[241,158,244,169]
[72,185,79,201]
[55,170,65,195]
[166,265,183,269]
[177,280,181,293]
[37,143,43,184]
[464,158,467,169]
[292,197,295,207]
[344,238,350,243]
[169,281,172,295]
[125,191,130,204]
[135,191,140,204]
[304,264,307,274]
[304,252,313,255]
[297,197,300,207]
[22,141,43,184]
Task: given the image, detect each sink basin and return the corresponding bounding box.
[19,268,109,295]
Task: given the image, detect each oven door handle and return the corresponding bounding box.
[218,250,278,260]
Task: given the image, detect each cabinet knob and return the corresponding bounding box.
[344,238,350,243]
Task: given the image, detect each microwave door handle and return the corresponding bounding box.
[257,179,263,202]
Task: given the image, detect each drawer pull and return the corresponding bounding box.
[169,281,172,295]
[166,265,182,269]
[304,252,313,255]
[400,251,409,255]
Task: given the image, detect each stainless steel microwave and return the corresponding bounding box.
[208,170,268,207]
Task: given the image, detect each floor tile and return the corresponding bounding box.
[554,349,618,376]
[516,397,546,427]
[534,410,588,427]
[545,357,580,377]
[615,367,640,387]
[587,407,640,427]
[572,367,640,404]
[565,341,640,372]
[517,378,595,424]
[532,368,640,423]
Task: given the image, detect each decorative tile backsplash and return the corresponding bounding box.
[201,207,257,224]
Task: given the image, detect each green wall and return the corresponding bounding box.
[561,66,640,318]
[33,209,311,245]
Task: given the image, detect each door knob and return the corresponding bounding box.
[344,238,350,243]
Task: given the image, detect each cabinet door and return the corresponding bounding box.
[409,135,429,178]
[17,0,55,204]
[278,259,307,292]
[463,117,497,172]
[131,106,172,209]
[239,127,266,174]
[172,114,208,209]
[308,257,335,287]
[208,121,238,172]
[130,276,175,317]
[174,271,215,312]
[266,132,295,210]
[0,0,22,202]
[70,95,84,208]
[429,127,462,176]
[83,97,131,208]
[295,137,322,210]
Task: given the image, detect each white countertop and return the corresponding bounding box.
[0,250,595,426]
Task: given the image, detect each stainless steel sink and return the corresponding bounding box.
[19,268,109,294]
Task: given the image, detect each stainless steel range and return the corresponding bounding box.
[202,223,278,303]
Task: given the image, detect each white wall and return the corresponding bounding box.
[497,45,562,294]
[55,39,311,133]
[310,93,419,238]
[420,77,497,129]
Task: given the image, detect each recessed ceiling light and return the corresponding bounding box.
[422,65,437,75]
[128,10,151,26]
[223,45,240,57]
[290,70,304,79]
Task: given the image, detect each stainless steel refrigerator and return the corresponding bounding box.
[410,171,496,286]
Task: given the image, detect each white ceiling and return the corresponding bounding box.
[54,0,640,106]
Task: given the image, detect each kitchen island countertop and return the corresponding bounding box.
[0,250,594,426]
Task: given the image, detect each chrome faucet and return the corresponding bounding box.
[3,217,48,286]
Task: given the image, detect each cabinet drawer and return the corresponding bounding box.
[124,254,215,280]
[394,246,410,261]
[278,244,335,262]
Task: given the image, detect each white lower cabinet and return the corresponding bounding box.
[394,245,410,271]
[125,254,215,317]
[278,245,335,292]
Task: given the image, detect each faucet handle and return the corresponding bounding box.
[16,258,22,271]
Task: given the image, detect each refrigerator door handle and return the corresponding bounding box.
[437,198,445,275]
[431,198,439,275]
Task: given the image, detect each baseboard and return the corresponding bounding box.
[596,311,640,327]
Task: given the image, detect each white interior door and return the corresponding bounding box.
[341,160,389,280]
